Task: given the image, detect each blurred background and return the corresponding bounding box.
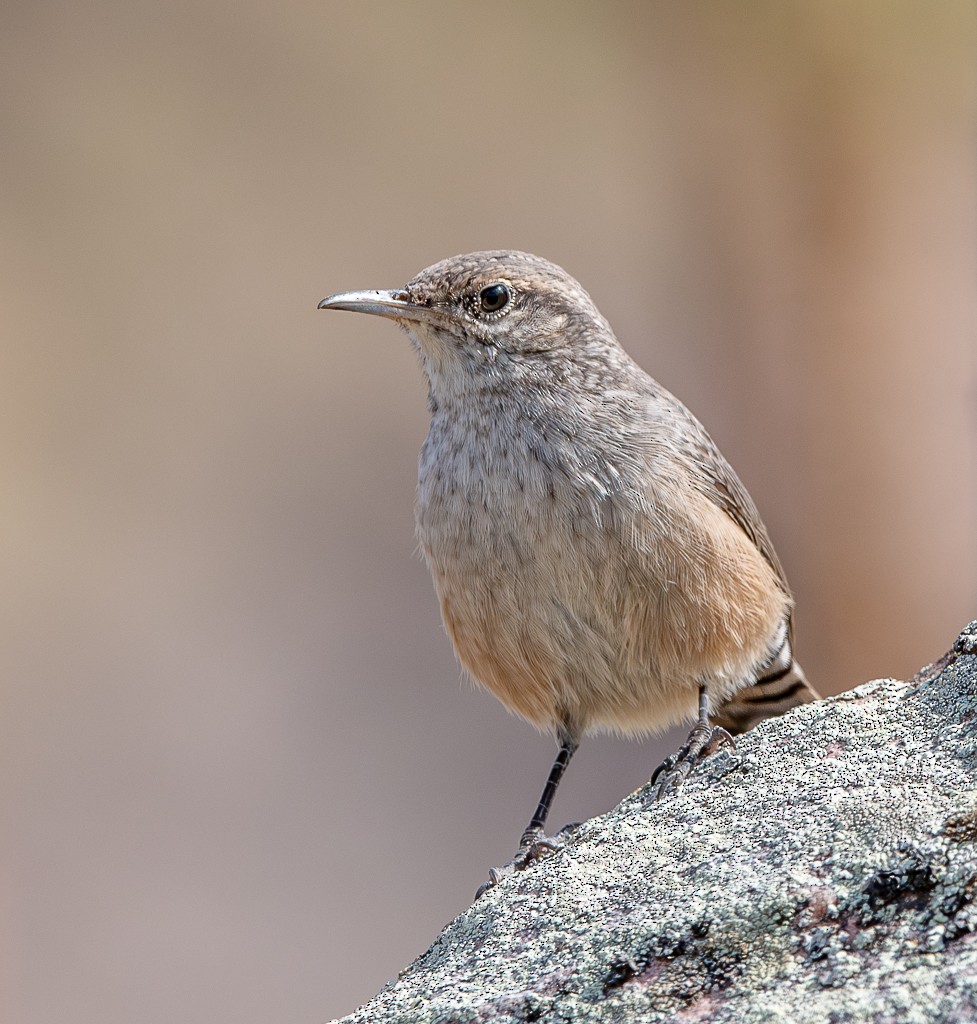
[2,2,975,1022]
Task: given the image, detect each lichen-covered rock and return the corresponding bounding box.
[332,623,977,1023]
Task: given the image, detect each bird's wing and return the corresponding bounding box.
[672,409,791,596]
[634,381,789,593]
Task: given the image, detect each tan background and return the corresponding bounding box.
[2,3,975,1022]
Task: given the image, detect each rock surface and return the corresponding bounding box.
[332,623,977,1023]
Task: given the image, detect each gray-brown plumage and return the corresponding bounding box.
[318,250,818,887]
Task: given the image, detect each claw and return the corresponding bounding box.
[475,868,505,900]
[647,724,735,803]
[516,825,564,864]
[702,725,735,758]
[474,824,576,899]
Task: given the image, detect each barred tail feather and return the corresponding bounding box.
[712,631,819,735]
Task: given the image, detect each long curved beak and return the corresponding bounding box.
[317,289,443,325]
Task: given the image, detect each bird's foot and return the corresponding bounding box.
[647,724,735,802]
[474,822,581,899]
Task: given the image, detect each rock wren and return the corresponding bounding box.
[318,251,818,885]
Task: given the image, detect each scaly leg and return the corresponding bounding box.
[476,732,579,898]
[648,684,734,802]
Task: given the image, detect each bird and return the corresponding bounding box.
[318,250,818,890]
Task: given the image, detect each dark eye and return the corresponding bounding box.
[478,283,510,314]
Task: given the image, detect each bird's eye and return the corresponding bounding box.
[478,283,510,314]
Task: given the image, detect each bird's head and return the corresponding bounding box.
[318,251,619,387]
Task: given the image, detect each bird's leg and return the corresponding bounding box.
[476,732,579,898]
[516,732,579,857]
[648,684,734,802]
